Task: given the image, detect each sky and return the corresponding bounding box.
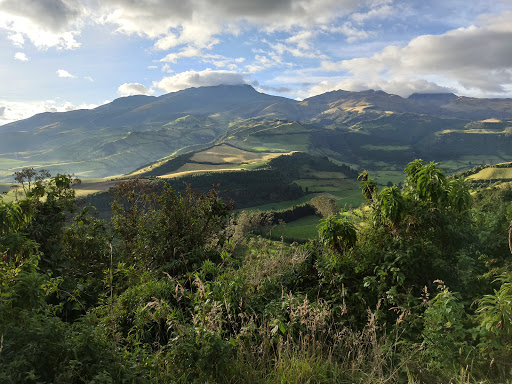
[1,0,512,125]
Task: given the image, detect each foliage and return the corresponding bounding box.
[318,214,357,253]
[310,195,338,218]
[112,180,231,274]
[2,160,512,383]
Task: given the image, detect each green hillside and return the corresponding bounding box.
[2,85,512,183]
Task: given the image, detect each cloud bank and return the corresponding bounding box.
[153,69,247,93]
[117,83,153,96]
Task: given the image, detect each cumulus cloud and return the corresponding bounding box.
[0,0,83,49]
[161,47,246,71]
[57,69,76,78]
[1,0,378,53]
[117,83,153,96]
[317,11,512,96]
[305,77,455,98]
[0,0,84,32]
[98,0,361,39]
[14,52,28,61]
[153,69,246,93]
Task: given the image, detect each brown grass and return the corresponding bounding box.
[190,144,281,164]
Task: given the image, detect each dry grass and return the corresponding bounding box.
[190,144,283,164]
[468,167,512,180]
[73,179,121,196]
[159,164,243,179]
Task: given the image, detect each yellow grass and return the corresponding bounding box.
[480,118,501,123]
[159,167,243,179]
[73,179,122,197]
[190,144,283,164]
[437,129,505,135]
[344,105,370,113]
[468,167,512,180]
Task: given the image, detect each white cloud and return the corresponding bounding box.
[0,0,84,49]
[326,22,375,42]
[246,54,283,74]
[147,65,158,69]
[0,99,98,126]
[117,83,153,96]
[351,2,395,23]
[14,52,28,61]
[161,46,203,63]
[315,11,512,96]
[98,0,361,39]
[153,69,247,93]
[84,76,94,82]
[306,77,455,98]
[161,47,245,71]
[0,0,367,54]
[57,69,76,78]
[8,32,24,46]
[162,63,174,73]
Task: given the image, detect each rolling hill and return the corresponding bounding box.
[1,84,512,182]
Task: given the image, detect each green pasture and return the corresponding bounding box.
[267,215,321,241]
[244,194,319,212]
[230,133,310,152]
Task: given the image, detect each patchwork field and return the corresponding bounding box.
[189,144,286,164]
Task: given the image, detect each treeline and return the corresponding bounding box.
[84,152,358,216]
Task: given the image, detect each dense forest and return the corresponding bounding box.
[1,160,512,383]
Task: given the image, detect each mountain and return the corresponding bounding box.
[1,84,512,181]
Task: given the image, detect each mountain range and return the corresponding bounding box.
[1,84,512,181]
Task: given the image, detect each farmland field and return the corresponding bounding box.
[189,144,284,164]
[267,215,321,241]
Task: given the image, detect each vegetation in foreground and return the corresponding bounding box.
[1,160,512,383]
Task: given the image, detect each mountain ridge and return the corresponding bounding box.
[1,84,512,181]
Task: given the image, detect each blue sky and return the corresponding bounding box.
[1,0,512,124]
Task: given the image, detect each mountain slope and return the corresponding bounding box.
[2,85,512,181]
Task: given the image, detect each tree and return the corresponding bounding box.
[13,167,50,195]
[112,181,232,274]
[448,177,471,213]
[358,170,378,203]
[375,185,405,234]
[405,160,448,205]
[318,215,357,254]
